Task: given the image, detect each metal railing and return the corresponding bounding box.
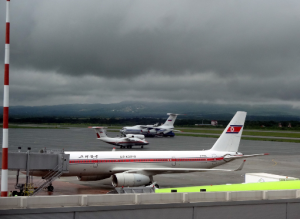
[30,164,63,196]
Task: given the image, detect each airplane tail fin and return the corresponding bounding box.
[163,113,181,127]
[89,127,108,138]
[210,111,247,152]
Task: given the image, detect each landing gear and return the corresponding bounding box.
[141,146,144,149]
[154,183,159,188]
[126,146,132,149]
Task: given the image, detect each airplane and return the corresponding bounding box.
[89,127,149,149]
[30,111,268,189]
[120,113,182,137]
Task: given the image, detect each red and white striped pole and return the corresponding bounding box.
[1,0,10,197]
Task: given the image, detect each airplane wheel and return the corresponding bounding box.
[129,146,132,149]
[127,146,130,149]
[141,146,144,148]
[154,184,159,188]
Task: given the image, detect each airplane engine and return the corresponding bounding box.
[111,173,151,187]
[141,129,148,134]
[148,129,157,134]
[77,175,109,181]
[126,134,145,139]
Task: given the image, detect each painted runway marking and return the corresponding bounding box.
[271,159,277,167]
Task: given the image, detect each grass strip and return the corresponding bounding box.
[177,133,218,138]
[9,125,68,129]
[180,129,222,134]
[179,129,300,138]
[176,133,300,143]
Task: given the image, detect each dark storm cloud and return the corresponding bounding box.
[0,0,299,78]
[0,0,300,106]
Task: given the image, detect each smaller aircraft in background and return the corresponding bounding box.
[120,113,182,137]
[89,127,149,149]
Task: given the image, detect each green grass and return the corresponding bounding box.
[179,129,300,138]
[180,129,223,134]
[156,180,300,193]
[176,133,300,143]
[244,131,300,138]
[61,124,123,129]
[241,137,300,143]
[9,125,68,129]
[177,133,219,138]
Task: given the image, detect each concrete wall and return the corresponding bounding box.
[1,198,300,219]
[1,190,300,210]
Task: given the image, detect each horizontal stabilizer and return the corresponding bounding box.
[224,153,269,161]
[88,126,108,129]
[124,138,139,142]
[173,130,182,132]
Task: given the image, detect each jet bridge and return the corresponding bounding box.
[0,147,69,196]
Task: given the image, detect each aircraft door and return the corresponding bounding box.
[211,154,217,166]
[93,157,98,168]
[172,156,176,166]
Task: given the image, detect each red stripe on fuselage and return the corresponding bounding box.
[69,157,223,164]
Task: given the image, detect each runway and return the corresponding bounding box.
[2,128,300,195]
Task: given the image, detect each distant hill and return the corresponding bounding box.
[4,101,300,121]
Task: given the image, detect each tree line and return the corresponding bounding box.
[8,117,300,129]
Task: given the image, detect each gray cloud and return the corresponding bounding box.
[0,0,300,106]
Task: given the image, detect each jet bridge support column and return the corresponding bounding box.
[25,147,31,186]
[15,147,22,188]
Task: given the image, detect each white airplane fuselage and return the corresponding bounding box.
[120,113,180,137]
[121,124,175,137]
[63,150,236,177]
[99,137,149,147]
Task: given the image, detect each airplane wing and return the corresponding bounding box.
[156,128,172,134]
[158,128,181,134]
[140,125,154,129]
[123,137,139,142]
[112,160,246,175]
[172,129,182,133]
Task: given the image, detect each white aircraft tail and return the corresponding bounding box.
[210,111,247,152]
[163,113,180,127]
[89,127,108,138]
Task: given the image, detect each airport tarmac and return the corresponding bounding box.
[1,128,300,195]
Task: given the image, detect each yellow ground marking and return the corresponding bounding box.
[271,159,277,167]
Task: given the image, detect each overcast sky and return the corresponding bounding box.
[0,0,300,106]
